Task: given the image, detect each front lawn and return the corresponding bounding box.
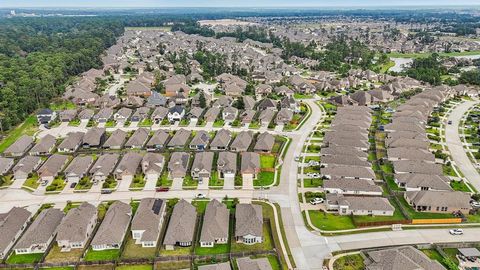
[130,174,146,189]
[209,172,224,187]
[46,177,66,192]
[23,174,40,190]
[7,252,43,264]
[84,248,120,261]
[254,171,274,187]
[213,119,225,127]
[303,178,323,187]
[121,235,156,259]
[307,210,356,231]
[450,180,471,192]
[182,175,198,188]
[156,172,172,187]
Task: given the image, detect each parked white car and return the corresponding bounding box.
[471,201,480,208]
[449,229,464,235]
[196,193,206,199]
[310,198,324,205]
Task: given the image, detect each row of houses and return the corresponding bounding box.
[384,86,472,214]
[321,106,395,216]
[1,129,276,158]
[0,200,263,259]
[1,149,263,186]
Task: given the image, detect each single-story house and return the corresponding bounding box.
[56,202,97,251]
[131,198,166,247]
[199,200,229,248]
[235,204,263,245]
[163,200,197,250]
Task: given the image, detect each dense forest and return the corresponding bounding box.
[405,54,447,85]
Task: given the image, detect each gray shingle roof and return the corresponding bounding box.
[89,153,119,177]
[15,208,64,250]
[235,204,262,238]
[4,135,33,155]
[131,198,165,242]
[254,132,274,152]
[0,207,31,255]
[200,200,229,243]
[163,199,197,245]
[56,202,97,243]
[240,152,260,174]
[211,129,232,148]
[29,135,56,154]
[91,201,131,247]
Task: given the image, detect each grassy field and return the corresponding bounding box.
[116,265,153,270]
[84,248,120,261]
[195,244,230,255]
[307,210,356,231]
[254,171,275,186]
[303,178,323,187]
[0,115,38,153]
[121,235,156,259]
[44,245,83,263]
[260,154,276,168]
[7,252,43,264]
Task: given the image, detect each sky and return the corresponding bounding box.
[2,0,480,8]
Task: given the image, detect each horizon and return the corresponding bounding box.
[2,0,480,8]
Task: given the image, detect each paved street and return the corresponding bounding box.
[445,100,480,190]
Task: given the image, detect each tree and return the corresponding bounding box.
[199,91,207,108]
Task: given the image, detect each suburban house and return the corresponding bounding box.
[93,108,113,123]
[168,152,190,180]
[37,154,69,182]
[82,128,106,149]
[56,202,97,251]
[275,108,294,125]
[103,129,127,150]
[14,208,64,254]
[230,131,253,152]
[91,201,132,251]
[146,91,167,107]
[36,108,57,125]
[365,246,446,270]
[254,132,275,153]
[258,108,275,126]
[405,190,471,214]
[210,129,232,151]
[114,107,132,124]
[222,106,238,123]
[89,153,119,182]
[240,152,260,181]
[323,178,383,196]
[125,128,149,149]
[191,152,214,181]
[131,198,166,247]
[237,257,273,270]
[131,107,150,122]
[58,132,84,153]
[204,107,221,122]
[114,152,142,181]
[163,200,197,250]
[240,110,256,127]
[0,157,14,176]
[199,200,229,248]
[326,194,395,216]
[152,106,169,124]
[12,156,42,182]
[167,105,185,122]
[217,152,237,180]
[235,204,263,245]
[141,153,165,181]
[146,130,169,151]
[3,135,34,157]
[0,207,31,259]
[64,156,94,183]
[167,129,191,149]
[198,262,232,270]
[188,107,204,122]
[190,131,211,151]
[321,165,376,181]
[395,173,451,191]
[29,135,56,156]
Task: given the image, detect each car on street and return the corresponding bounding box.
[41,180,48,186]
[310,197,324,205]
[471,201,480,208]
[196,193,206,199]
[156,187,170,192]
[70,182,77,188]
[294,156,300,162]
[101,189,112,194]
[449,229,463,235]
[447,120,452,125]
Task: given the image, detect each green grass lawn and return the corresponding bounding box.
[213,119,225,127]
[159,246,192,256]
[192,199,209,214]
[352,199,407,224]
[115,264,153,270]
[182,175,198,188]
[116,265,153,270]
[156,172,172,187]
[307,210,356,231]
[121,235,156,259]
[155,261,190,270]
[84,248,121,261]
[209,172,224,187]
[23,174,40,190]
[139,119,153,127]
[44,244,83,263]
[46,177,66,192]
[332,254,365,270]
[195,244,230,255]
[260,154,276,168]
[303,178,323,187]
[130,174,146,189]
[7,252,44,264]
[421,249,445,264]
[443,248,459,265]
[450,180,471,192]
[0,115,38,153]
[254,172,274,187]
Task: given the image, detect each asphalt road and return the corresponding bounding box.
[445,100,480,191]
